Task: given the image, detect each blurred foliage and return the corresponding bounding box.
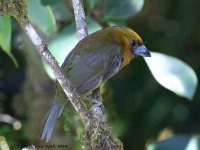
[0,0,200,150]
[145,52,197,100]
[104,0,144,20]
[147,135,200,150]
[27,0,57,36]
[0,16,18,67]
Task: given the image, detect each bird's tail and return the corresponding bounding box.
[41,94,66,143]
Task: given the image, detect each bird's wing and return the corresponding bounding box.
[41,43,123,142]
[64,43,123,94]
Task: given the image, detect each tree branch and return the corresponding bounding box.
[1,0,124,149]
[23,22,93,127]
[0,0,92,128]
[71,0,123,149]
[72,0,105,121]
[72,0,88,40]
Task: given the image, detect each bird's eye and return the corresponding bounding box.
[130,40,136,47]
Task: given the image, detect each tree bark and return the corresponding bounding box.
[0,0,124,149]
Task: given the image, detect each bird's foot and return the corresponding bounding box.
[85,97,106,121]
[86,97,106,111]
[86,97,102,107]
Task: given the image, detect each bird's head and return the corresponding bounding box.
[122,27,151,57]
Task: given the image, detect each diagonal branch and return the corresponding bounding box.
[1,0,124,149]
[22,22,93,127]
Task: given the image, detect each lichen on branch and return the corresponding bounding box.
[0,0,27,24]
[0,0,124,149]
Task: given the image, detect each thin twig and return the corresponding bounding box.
[72,0,88,40]
[0,113,21,129]
[71,0,123,149]
[72,0,104,122]
[0,0,124,149]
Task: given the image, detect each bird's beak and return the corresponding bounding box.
[134,45,151,57]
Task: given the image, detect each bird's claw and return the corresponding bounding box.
[86,97,101,104]
[85,97,106,113]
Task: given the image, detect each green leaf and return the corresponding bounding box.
[43,17,102,79]
[104,0,145,20]
[144,52,198,100]
[27,0,57,36]
[147,135,200,150]
[51,4,73,22]
[85,0,99,10]
[0,15,18,67]
[49,17,101,64]
[41,0,64,6]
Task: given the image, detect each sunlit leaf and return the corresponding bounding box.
[104,0,144,20]
[0,136,9,150]
[144,52,198,100]
[27,0,56,36]
[0,16,11,52]
[147,135,200,150]
[0,15,18,67]
[186,137,199,150]
[43,17,101,79]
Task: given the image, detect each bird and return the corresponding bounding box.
[41,26,151,142]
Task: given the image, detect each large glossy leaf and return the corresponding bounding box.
[104,0,144,20]
[144,52,197,100]
[147,135,200,150]
[0,15,18,67]
[44,17,101,79]
[27,0,56,36]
